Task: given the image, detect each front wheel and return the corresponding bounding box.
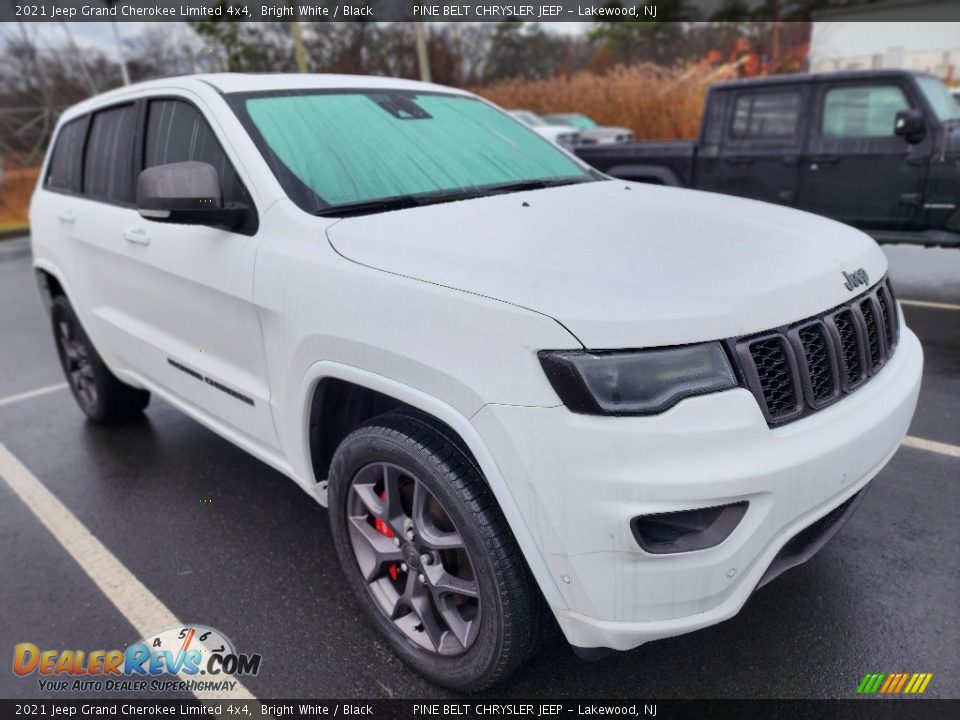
[327,412,547,691]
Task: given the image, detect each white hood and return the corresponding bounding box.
[327,181,888,349]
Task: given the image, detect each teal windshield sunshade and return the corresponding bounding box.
[244,93,588,208]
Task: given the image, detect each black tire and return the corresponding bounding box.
[328,411,548,691]
[51,295,150,424]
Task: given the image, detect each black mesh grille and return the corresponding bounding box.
[833,311,862,386]
[877,290,895,349]
[798,324,835,401]
[860,300,882,371]
[735,277,898,426]
[748,337,797,418]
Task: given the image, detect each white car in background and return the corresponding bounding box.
[508,109,580,149]
[543,112,634,145]
[31,73,922,691]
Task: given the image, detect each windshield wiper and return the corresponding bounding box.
[315,177,595,217]
[315,192,465,218]
[474,177,592,196]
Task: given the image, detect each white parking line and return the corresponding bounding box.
[0,443,261,703]
[0,382,67,407]
[900,299,960,312]
[902,435,960,460]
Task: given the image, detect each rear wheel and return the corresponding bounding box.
[328,412,547,690]
[51,295,150,424]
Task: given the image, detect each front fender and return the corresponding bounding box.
[292,360,569,612]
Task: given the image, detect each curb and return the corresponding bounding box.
[0,227,29,241]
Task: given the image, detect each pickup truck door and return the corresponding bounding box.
[797,79,932,230]
[702,86,806,205]
[117,96,279,454]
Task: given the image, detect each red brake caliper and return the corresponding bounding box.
[374,491,399,581]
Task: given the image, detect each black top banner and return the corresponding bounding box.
[4,0,960,23]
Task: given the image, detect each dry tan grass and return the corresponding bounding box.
[473,63,739,140]
[0,165,39,229]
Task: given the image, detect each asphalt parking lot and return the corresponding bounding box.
[1,235,958,700]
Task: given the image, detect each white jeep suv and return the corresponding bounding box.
[30,74,923,690]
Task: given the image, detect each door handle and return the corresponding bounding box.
[809,155,840,165]
[724,156,755,166]
[122,228,151,246]
[56,210,76,223]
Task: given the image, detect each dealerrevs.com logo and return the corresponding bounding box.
[13,625,262,693]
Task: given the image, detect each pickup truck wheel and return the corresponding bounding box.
[328,412,546,691]
[51,296,150,424]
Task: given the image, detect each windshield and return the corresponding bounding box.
[510,110,547,127]
[231,91,591,213]
[559,114,598,130]
[916,76,960,121]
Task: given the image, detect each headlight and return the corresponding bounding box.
[538,343,738,415]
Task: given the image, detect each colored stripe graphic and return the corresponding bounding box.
[893,674,909,693]
[905,673,934,694]
[880,674,898,693]
[857,673,886,694]
[857,673,932,694]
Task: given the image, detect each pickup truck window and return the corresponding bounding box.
[821,85,910,139]
[232,91,590,213]
[915,76,960,121]
[731,92,801,140]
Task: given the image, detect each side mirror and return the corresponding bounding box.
[137,161,246,229]
[893,109,925,144]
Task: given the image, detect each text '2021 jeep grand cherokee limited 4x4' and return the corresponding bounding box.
[30,74,923,691]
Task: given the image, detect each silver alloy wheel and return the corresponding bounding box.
[346,462,481,656]
[57,318,97,409]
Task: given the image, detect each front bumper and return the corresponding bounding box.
[471,326,922,651]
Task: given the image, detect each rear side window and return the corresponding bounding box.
[821,85,910,139]
[46,117,88,193]
[83,104,137,203]
[731,91,801,140]
[144,100,246,205]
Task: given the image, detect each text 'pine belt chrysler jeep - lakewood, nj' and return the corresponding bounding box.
[30,74,923,691]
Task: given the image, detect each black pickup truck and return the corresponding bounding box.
[577,70,960,248]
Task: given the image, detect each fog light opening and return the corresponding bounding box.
[631,501,748,554]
